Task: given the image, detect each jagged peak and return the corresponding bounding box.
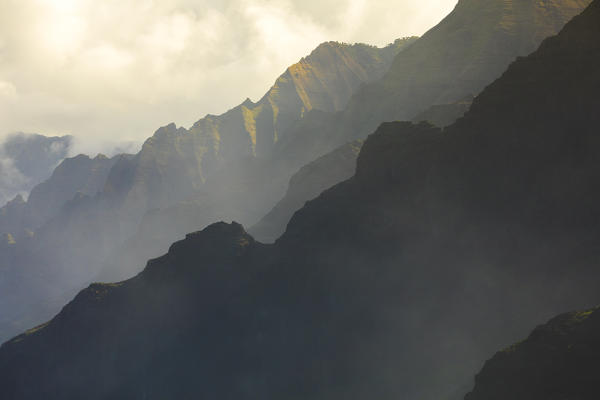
[241,97,255,107]
[145,122,187,143]
[308,38,415,55]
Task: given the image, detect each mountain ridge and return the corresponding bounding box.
[275,0,592,163]
[107,39,416,217]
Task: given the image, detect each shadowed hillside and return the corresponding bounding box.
[466,307,600,400]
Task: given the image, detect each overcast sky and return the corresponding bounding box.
[0,0,457,154]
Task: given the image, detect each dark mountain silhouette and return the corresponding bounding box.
[0,133,72,205]
[466,306,600,400]
[0,2,599,400]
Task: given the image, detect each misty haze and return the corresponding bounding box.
[1,1,600,399]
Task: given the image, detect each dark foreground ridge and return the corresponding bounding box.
[466,307,600,400]
[0,1,600,399]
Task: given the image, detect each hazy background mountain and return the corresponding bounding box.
[0,2,598,400]
[0,153,124,240]
[0,133,72,205]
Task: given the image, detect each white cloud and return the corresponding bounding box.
[0,0,457,153]
[0,81,16,99]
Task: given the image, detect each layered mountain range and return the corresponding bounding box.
[0,38,415,342]
[0,0,590,348]
[1,1,599,399]
[97,0,591,271]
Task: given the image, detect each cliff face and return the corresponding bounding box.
[106,39,415,218]
[277,0,592,164]
[0,2,599,399]
[466,307,600,400]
